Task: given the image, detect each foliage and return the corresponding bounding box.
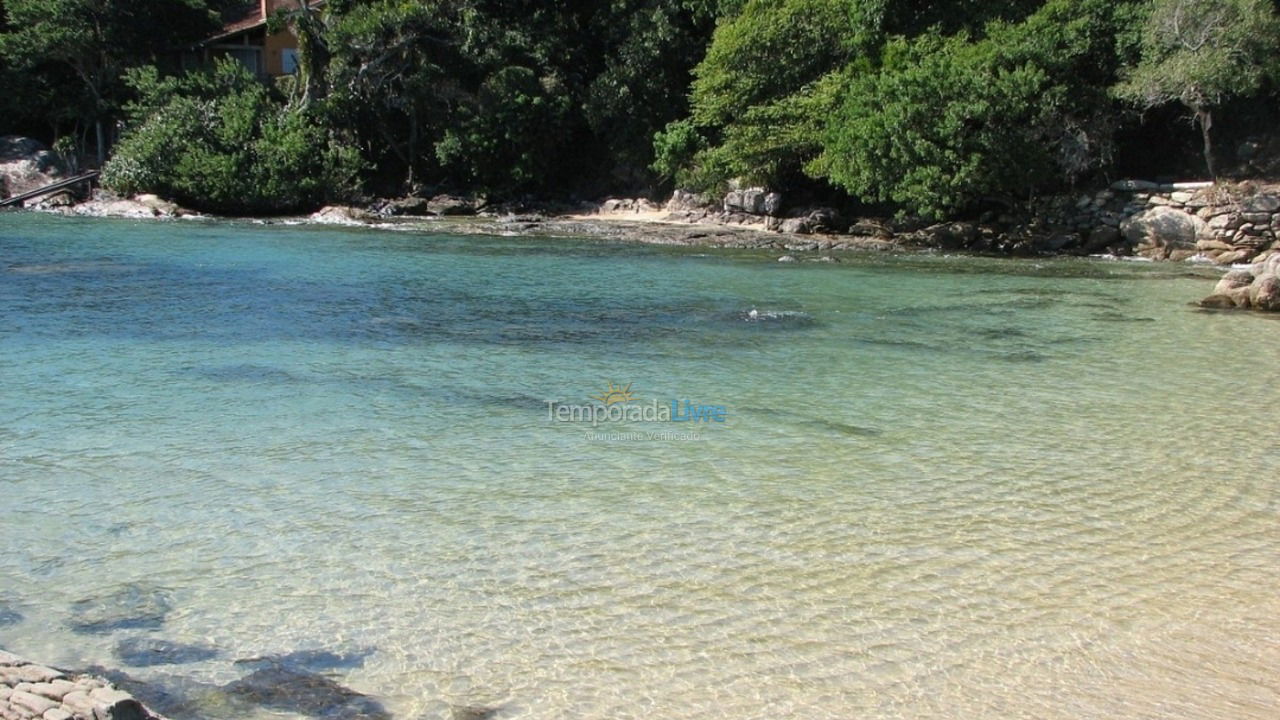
[1114,0,1280,176]
[0,0,223,151]
[434,65,572,193]
[101,60,364,214]
[4,0,1278,214]
[812,0,1130,219]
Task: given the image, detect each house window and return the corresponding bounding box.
[282,49,300,75]
[219,47,262,76]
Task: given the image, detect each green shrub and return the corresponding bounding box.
[102,60,364,215]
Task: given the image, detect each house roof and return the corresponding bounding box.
[206,1,321,43]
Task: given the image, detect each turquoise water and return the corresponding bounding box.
[1,212,1279,719]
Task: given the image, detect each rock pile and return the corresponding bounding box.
[1199,253,1280,311]
[1033,180,1280,264]
[0,651,165,720]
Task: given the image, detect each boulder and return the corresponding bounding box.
[1252,274,1280,311]
[1226,285,1254,307]
[1084,225,1122,252]
[66,193,189,219]
[1120,206,1208,253]
[427,194,480,216]
[778,218,808,234]
[665,189,712,212]
[1214,249,1256,265]
[1242,193,1280,213]
[1213,270,1255,295]
[309,205,375,224]
[382,196,433,216]
[0,135,67,200]
[598,197,659,214]
[723,188,782,216]
[922,222,979,249]
[1196,237,1234,252]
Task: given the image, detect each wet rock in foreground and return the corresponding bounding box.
[223,667,389,720]
[69,584,173,635]
[115,638,220,667]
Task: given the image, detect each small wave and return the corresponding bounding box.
[741,308,815,325]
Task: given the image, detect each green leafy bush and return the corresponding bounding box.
[812,0,1128,218]
[102,60,364,214]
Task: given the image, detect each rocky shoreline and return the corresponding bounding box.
[8,134,1280,311]
[0,650,164,720]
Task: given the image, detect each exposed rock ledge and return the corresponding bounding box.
[0,650,166,720]
[27,191,197,219]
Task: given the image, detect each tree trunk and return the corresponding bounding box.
[1195,105,1215,179]
[95,120,106,168]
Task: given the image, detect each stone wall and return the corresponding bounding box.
[1032,180,1280,265]
[656,181,1280,265]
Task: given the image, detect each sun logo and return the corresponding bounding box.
[593,381,636,406]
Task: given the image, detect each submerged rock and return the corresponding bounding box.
[451,705,502,720]
[115,638,220,667]
[234,648,374,672]
[224,667,390,720]
[69,583,173,634]
[85,664,225,719]
[0,603,23,626]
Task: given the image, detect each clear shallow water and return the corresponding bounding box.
[1,213,1278,720]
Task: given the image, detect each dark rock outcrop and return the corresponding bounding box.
[69,584,173,635]
[115,639,219,667]
[0,135,67,201]
[223,667,390,720]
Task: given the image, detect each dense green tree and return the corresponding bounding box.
[1114,0,1280,177]
[582,1,719,185]
[667,0,1057,192]
[812,0,1131,218]
[0,0,224,161]
[101,60,363,214]
[319,0,469,187]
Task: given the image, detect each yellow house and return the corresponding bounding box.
[193,1,318,77]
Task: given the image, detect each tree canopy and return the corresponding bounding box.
[3,0,1279,216]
